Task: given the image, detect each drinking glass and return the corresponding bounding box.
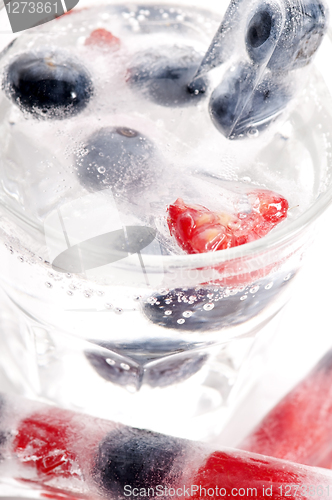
[0,0,330,442]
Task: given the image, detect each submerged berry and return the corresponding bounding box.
[4,52,93,118]
[77,126,157,194]
[94,427,184,496]
[13,409,78,478]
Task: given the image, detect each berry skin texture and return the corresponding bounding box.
[93,427,184,497]
[167,190,288,255]
[85,29,121,49]
[4,52,93,119]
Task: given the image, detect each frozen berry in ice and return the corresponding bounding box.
[85,346,141,389]
[209,63,292,138]
[128,46,208,107]
[85,339,207,388]
[94,427,184,496]
[167,190,288,254]
[77,126,157,194]
[4,52,93,118]
[240,348,332,465]
[85,28,121,49]
[13,409,78,478]
[245,2,283,66]
[246,0,328,70]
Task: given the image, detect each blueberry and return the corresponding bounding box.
[93,427,185,497]
[142,273,296,331]
[85,339,207,389]
[77,126,157,194]
[209,63,292,139]
[128,46,208,107]
[4,52,93,118]
[246,0,328,70]
[314,348,332,374]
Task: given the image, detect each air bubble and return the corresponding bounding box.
[45,282,52,288]
[106,358,115,366]
[203,303,215,311]
[105,303,113,309]
[284,273,291,281]
[165,310,172,316]
[177,318,185,324]
[240,295,248,301]
[98,166,106,174]
[120,363,130,370]
[265,282,273,290]
[67,290,73,296]
[83,291,91,298]
[115,308,123,314]
[183,311,193,318]
[250,286,259,294]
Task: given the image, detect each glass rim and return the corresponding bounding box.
[0,2,331,271]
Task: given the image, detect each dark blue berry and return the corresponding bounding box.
[77,126,157,194]
[314,349,332,374]
[85,339,207,389]
[142,273,296,331]
[4,52,93,118]
[93,427,185,497]
[128,46,208,107]
[209,63,291,139]
[246,0,328,70]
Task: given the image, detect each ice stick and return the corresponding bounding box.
[240,349,332,466]
[1,394,332,499]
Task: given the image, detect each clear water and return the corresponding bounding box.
[0,3,330,439]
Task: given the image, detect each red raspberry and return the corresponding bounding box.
[85,29,121,49]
